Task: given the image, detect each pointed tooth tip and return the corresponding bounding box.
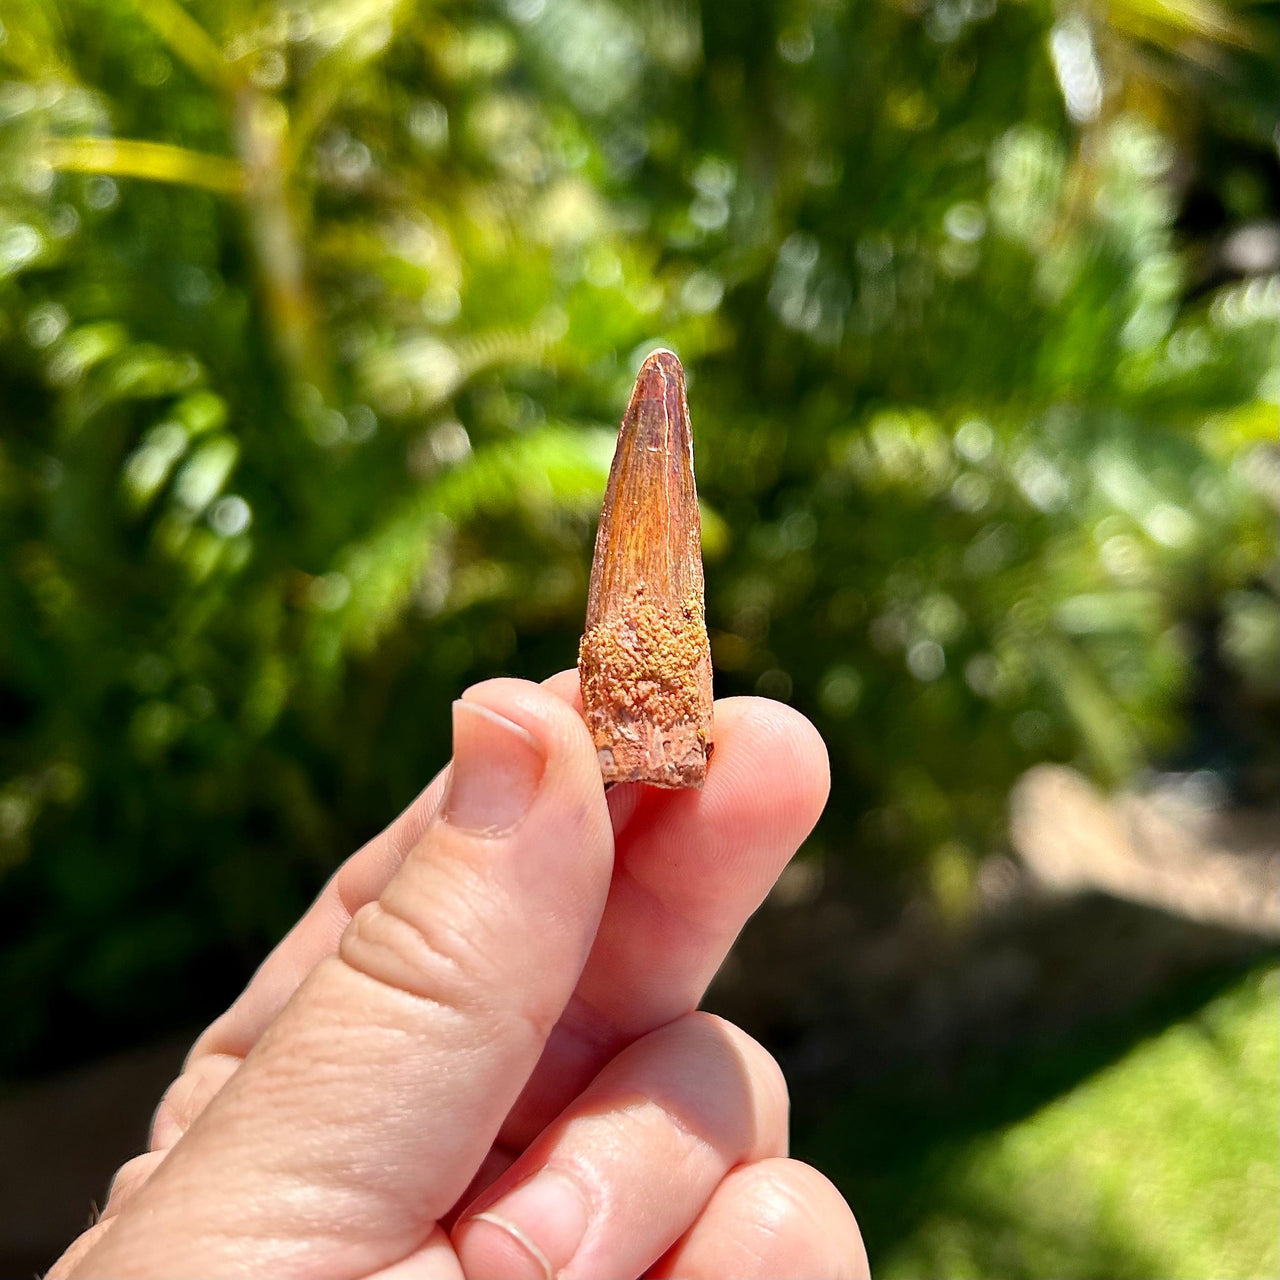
[630,349,686,410]
[640,347,682,371]
[636,347,685,382]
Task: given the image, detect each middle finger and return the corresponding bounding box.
[497,677,827,1149]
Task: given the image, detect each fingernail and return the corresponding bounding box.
[443,701,546,835]
[467,1169,590,1280]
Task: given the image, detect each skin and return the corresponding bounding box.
[50,672,869,1280]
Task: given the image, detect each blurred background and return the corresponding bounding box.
[0,0,1277,1274]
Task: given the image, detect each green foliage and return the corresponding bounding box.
[0,0,1276,1068]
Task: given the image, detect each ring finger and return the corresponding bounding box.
[649,1158,869,1280]
[451,1012,789,1280]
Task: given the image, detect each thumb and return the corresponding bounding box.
[77,680,614,1280]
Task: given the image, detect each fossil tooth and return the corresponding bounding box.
[578,349,713,789]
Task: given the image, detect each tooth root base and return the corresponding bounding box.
[588,715,709,789]
[578,592,713,790]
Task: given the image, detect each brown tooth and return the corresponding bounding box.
[578,349,714,789]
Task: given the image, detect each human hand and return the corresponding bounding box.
[51,673,868,1279]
